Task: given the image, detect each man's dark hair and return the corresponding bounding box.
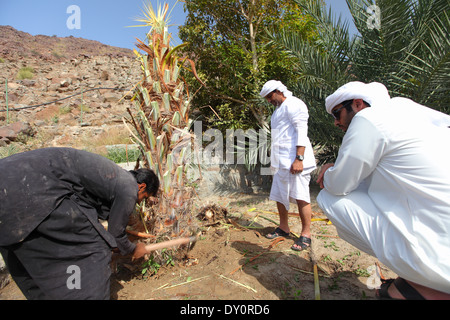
[341,99,371,112]
[129,168,160,196]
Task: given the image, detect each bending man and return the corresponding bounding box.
[316,82,450,299]
[260,80,316,251]
[0,147,159,299]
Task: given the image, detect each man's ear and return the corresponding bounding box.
[354,99,367,112]
[138,183,147,191]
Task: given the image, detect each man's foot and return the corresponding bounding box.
[291,236,311,251]
[266,227,290,239]
[376,278,425,300]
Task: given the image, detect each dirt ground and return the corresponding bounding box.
[0,184,396,301]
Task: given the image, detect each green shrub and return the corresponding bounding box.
[17,67,34,80]
[106,146,140,163]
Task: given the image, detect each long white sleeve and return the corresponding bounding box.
[324,113,386,195]
[287,100,310,147]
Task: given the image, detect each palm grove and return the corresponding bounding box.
[179,0,449,165]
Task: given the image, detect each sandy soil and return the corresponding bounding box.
[0,185,396,301]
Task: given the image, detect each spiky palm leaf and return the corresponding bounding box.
[268,0,449,163]
[349,0,449,114]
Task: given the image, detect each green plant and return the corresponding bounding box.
[124,1,202,239]
[293,289,303,300]
[161,248,175,266]
[52,51,64,59]
[323,241,340,251]
[328,276,340,291]
[17,67,34,80]
[79,104,91,113]
[0,145,21,159]
[59,105,71,115]
[355,265,371,277]
[141,255,161,275]
[179,0,320,132]
[268,0,450,163]
[106,146,141,163]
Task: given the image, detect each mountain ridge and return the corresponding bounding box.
[0,25,134,61]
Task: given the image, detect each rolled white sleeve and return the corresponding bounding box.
[324,115,386,195]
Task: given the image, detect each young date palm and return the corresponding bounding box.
[124,1,203,243]
[268,0,449,163]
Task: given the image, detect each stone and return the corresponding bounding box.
[48,83,60,91]
[103,92,119,103]
[100,70,109,81]
[0,127,16,140]
[0,137,9,146]
[7,82,21,90]
[60,78,72,87]
[22,79,36,87]
[0,121,34,142]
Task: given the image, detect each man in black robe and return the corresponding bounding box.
[0,147,159,299]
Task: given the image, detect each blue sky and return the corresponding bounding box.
[0,0,356,50]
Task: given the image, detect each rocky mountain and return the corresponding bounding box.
[0,25,133,61]
[0,26,142,152]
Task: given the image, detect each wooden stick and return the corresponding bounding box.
[154,276,209,291]
[144,234,198,253]
[313,264,321,300]
[310,236,321,300]
[126,229,156,238]
[218,274,257,293]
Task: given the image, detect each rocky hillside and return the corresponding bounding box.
[0,25,133,61]
[0,26,142,153]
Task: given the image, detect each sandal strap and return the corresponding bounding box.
[275,227,289,236]
[292,236,311,250]
[299,236,311,244]
[266,227,289,239]
[394,278,425,300]
[377,278,425,300]
[377,279,396,299]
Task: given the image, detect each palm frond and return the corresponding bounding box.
[129,1,172,32]
[266,0,449,164]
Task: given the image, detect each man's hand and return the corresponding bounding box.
[131,242,148,261]
[316,163,334,188]
[290,159,304,174]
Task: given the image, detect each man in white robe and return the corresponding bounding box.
[316,81,450,299]
[260,80,316,250]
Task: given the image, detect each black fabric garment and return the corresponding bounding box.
[0,196,111,299]
[0,147,138,254]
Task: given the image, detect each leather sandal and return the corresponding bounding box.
[266,227,289,239]
[376,278,425,300]
[291,236,311,251]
